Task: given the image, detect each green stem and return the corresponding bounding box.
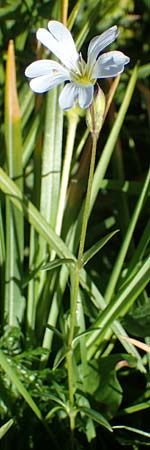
[67,108,98,433]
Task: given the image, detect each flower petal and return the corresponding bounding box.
[91,50,130,79]
[25,59,69,78]
[29,73,68,93]
[37,21,79,70]
[59,83,78,110]
[78,85,94,109]
[87,26,119,66]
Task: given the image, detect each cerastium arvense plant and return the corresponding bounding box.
[0,2,150,449]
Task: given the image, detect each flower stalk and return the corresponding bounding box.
[66,104,100,434]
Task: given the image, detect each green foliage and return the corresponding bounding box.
[0,0,150,449]
[0,419,13,440]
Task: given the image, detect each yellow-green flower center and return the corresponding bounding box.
[70,54,95,86]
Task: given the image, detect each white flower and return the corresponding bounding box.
[25,21,130,110]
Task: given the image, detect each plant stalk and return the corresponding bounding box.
[66,107,98,433]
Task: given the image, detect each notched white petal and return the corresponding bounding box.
[29,73,68,93]
[48,21,77,52]
[78,85,94,109]
[25,59,69,78]
[59,83,78,110]
[92,50,130,79]
[36,28,53,52]
[59,82,93,110]
[87,26,119,66]
[37,21,79,70]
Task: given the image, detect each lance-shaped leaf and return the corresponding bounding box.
[78,406,112,432]
[4,40,24,325]
[82,230,118,266]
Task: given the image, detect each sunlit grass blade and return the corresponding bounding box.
[4,40,24,325]
[0,349,42,421]
[34,87,63,304]
[26,106,43,333]
[0,418,14,440]
[40,110,79,352]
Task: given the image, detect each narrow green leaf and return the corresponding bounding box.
[43,393,68,412]
[42,258,75,271]
[53,346,69,370]
[0,349,42,421]
[82,230,118,266]
[78,406,112,432]
[34,86,63,308]
[46,406,63,421]
[0,419,14,440]
[4,40,24,325]
[122,401,150,414]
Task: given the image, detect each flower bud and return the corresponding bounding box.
[86,84,106,136]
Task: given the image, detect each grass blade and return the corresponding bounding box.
[0,349,42,421]
[4,40,24,325]
[0,419,14,440]
[83,230,118,266]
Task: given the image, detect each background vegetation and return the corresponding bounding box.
[0,0,150,449]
